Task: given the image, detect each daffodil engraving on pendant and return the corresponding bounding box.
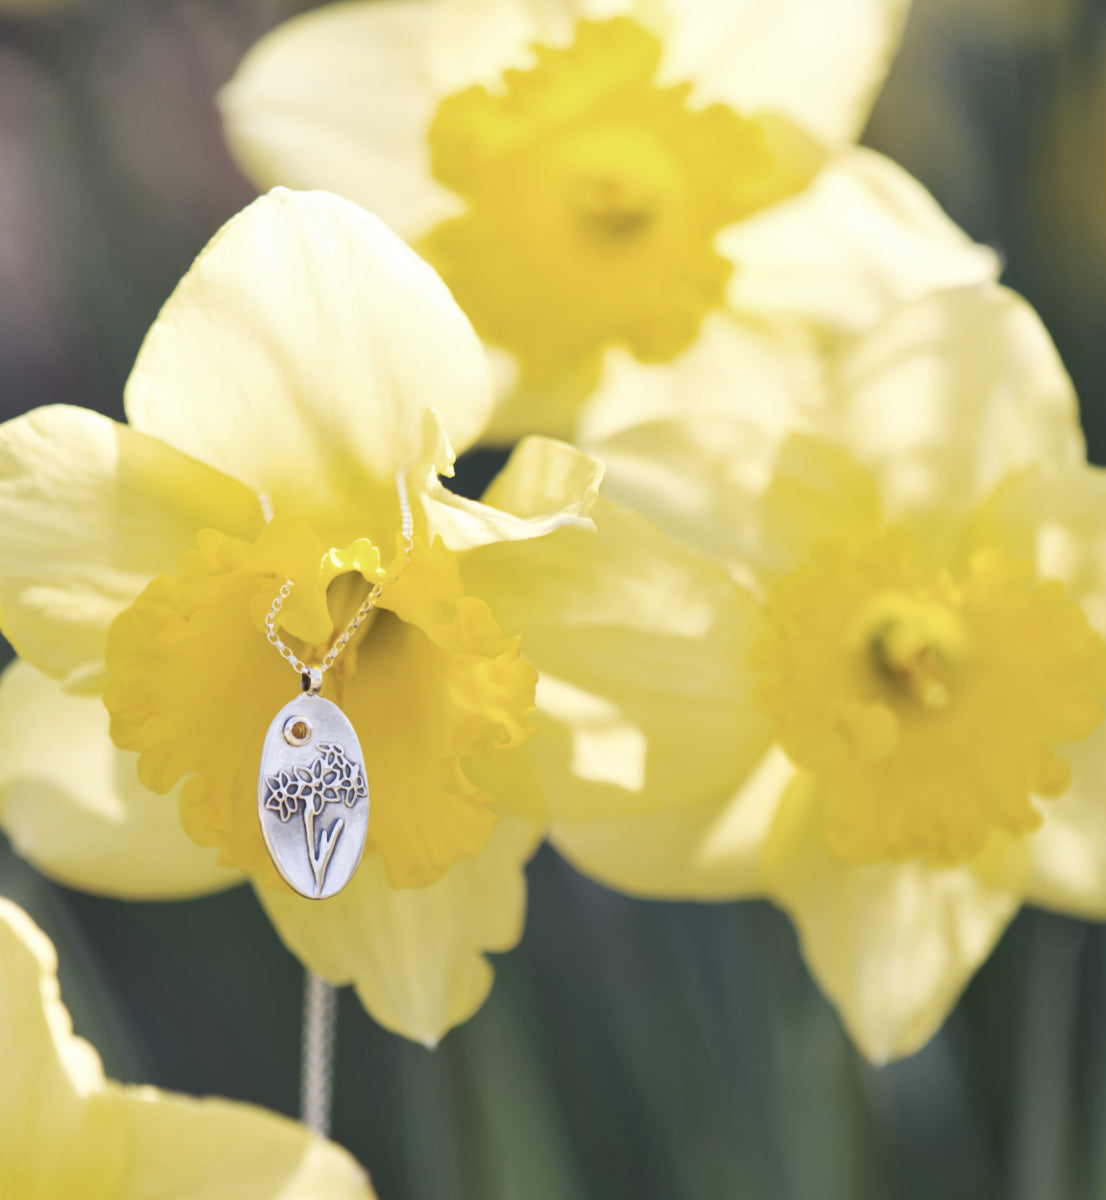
[258,695,369,899]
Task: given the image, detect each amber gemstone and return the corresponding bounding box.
[282,715,313,746]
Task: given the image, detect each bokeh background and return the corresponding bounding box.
[4,1,1106,1196]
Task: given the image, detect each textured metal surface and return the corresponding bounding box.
[300,971,337,1138]
[257,695,369,899]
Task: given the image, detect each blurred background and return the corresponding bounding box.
[3,0,1106,1196]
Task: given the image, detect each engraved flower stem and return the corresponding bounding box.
[302,795,345,897]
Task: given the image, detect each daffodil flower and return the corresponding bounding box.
[470,282,1106,1061]
[0,896,374,1198]
[219,0,998,441]
[0,187,604,1045]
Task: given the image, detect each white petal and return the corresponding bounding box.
[259,814,541,1045]
[125,189,491,541]
[764,777,1024,1062]
[827,285,1083,521]
[424,435,603,551]
[722,149,1000,335]
[655,0,912,143]
[1026,723,1106,920]
[552,744,794,898]
[221,0,459,242]
[0,661,238,900]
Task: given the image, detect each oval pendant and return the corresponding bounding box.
[257,694,369,899]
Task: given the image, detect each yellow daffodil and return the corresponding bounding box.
[0,895,374,1198]
[219,0,998,441]
[471,282,1106,1062]
[0,186,605,1046]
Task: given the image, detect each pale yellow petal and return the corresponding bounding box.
[0,405,261,687]
[463,494,774,819]
[0,898,372,1199]
[113,1087,374,1200]
[973,462,1106,635]
[0,898,128,1199]
[827,285,1084,523]
[576,315,821,578]
[578,311,820,445]
[385,0,907,146]
[0,661,238,900]
[552,744,794,898]
[1024,722,1106,920]
[657,0,911,143]
[587,421,884,599]
[258,814,541,1045]
[587,288,1083,586]
[584,415,797,586]
[762,776,1024,1062]
[424,435,603,551]
[125,189,491,540]
[464,740,549,821]
[221,0,459,242]
[750,433,884,584]
[722,149,1000,335]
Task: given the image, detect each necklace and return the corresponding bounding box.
[256,475,414,899]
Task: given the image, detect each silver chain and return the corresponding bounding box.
[264,472,414,687]
[300,971,338,1137]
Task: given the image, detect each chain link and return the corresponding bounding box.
[264,472,415,684]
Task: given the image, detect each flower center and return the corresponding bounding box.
[860,591,967,712]
[551,121,683,248]
[571,171,657,239]
[423,17,822,385]
[751,530,1106,865]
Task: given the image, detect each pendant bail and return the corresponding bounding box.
[301,667,323,696]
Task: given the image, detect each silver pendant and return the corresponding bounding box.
[257,693,369,899]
